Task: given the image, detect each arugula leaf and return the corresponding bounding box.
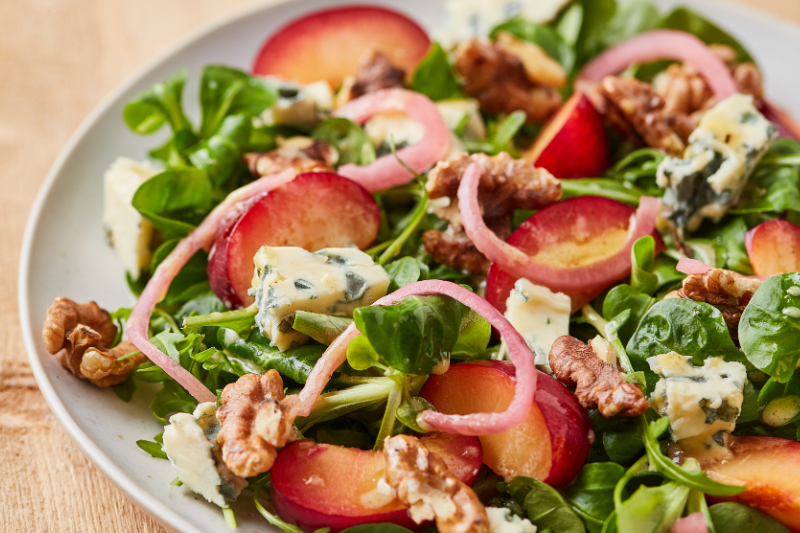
[660,7,754,63]
[149,239,210,306]
[490,18,575,73]
[132,169,212,238]
[220,329,326,384]
[175,290,228,347]
[111,377,136,402]
[600,0,660,48]
[188,114,251,187]
[312,117,376,166]
[615,480,689,533]
[709,502,791,533]
[353,295,468,374]
[465,111,526,156]
[124,68,192,135]
[740,273,800,381]
[198,65,277,139]
[628,299,741,391]
[503,477,586,533]
[560,179,648,205]
[150,380,197,424]
[573,0,617,64]
[410,42,462,101]
[136,439,168,459]
[292,311,353,345]
[561,463,624,533]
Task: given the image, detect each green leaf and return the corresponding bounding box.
[345,335,382,371]
[560,179,648,205]
[312,117,376,166]
[150,239,210,306]
[574,0,617,64]
[600,0,660,48]
[705,216,754,275]
[513,477,586,533]
[386,256,429,292]
[150,380,197,425]
[188,114,251,187]
[627,299,741,391]
[124,68,192,135]
[733,166,800,215]
[292,311,353,345]
[709,502,791,533]
[136,439,168,459]
[659,7,754,63]
[602,420,644,465]
[493,111,527,151]
[131,169,212,238]
[452,309,491,360]
[410,42,462,101]
[560,463,624,533]
[396,396,437,433]
[353,295,467,375]
[198,65,277,139]
[630,236,659,295]
[111,377,136,402]
[490,18,575,73]
[602,285,655,346]
[615,480,689,533]
[740,273,800,381]
[220,329,326,384]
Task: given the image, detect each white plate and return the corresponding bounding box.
[18,0,800,532]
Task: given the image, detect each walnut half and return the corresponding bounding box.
[42,297,144,387]
[216,371,298,478]
[383,434,489,533]
[550,335,648,418]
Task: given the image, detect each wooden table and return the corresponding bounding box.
[2,1,799,531]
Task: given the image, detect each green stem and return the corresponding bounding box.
[760,154,800,166]
[297,380,394,432]
[365,239,393,257]
[377,188,428,265]
[374,377,404,450]
[614,453,649,509]
[253,481,305,533]
[561,179,645,206]
[222,507,237,530]
[182,304,258,328]
[153,308,181,334]
[581,304,633,373]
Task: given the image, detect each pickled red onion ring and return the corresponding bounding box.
[671,513,708,533]
[577,30,737,99]
[333,88,450,192]
[762,101,800,141]
[127,169,297,403]
[676,257,713,275]
[297,279,538,436]
[457,163,660,294]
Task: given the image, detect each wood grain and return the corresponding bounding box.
[1,1,797,532]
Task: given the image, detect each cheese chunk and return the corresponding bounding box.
[656,94,777,234]
[648,353,746,457]
[250,247,390,351]
[503,278,572,373]
[103,157,160,279]
[365,110,426,150]
[162,403,247,508]
[436,99,486,140]
[259,77,333,127]
[486,507,538,533]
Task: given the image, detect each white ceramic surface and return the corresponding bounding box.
[18,0,800,532]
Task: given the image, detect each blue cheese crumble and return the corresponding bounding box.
[162,403,247,508]
[502,278,571,373]
[250,246,390,351]
[258,77,332,127]
[656,94,777,234]
[486,506,538,533]
[647,353,746,458]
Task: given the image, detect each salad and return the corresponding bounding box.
[39,1,800,532]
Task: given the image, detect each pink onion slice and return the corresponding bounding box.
[457,163,660,294]
[762,101,800,141]
[577,30,737,99]
[333,88,450,192]
[298,279,538,436]
[127,169,297,403]
[676,257,713,275]
[670,512,708,533]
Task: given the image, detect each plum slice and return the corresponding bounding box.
[207,172,380,309]
[745,219,800,277]
[420,361,592,489]
[270,433,482,533]
[524,92,609,179]
[252,6,431,87]
[486,196,663,314]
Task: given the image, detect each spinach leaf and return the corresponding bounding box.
[353,295,467,375]
[220,329,325,384]
[132,169,212,238]
[410,42,462,101]
[600,0,660,48]
[560,463,624,533]
[386,256,429,292]
[573,0,617,64]
[630,236,659,295]
[198,65,277,139]
[660,7,754,63]
[738,380,761,424]
[628,299,741,390]
[490,18,575,73]
[188,114,251,187]
[124,68,192,135]
[517,477,586,533]
[340,525,414,533]
[602,285,655,346]
[709,502,791,533]
[650,256,683,288]
[615,480,689,533]
[396,396,437,433]
[740,273,800,381]
[705,216,754,275]
[292,311,353,345]
[312,117,376,166]
[452,309,491,360]
[602,420,644,465]
[758,372,800,420]
[733,166,800,215]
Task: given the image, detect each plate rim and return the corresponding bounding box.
[17,0,800,532]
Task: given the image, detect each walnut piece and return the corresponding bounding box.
[383,434,489,533]
[348,51,406,100]
[216,371,298,478]
[423,152,562,273]
[455,37,562,123]
[244,136,336,177]
[667,268,762,330]
[42,297,145,387]
[550,335,648,418]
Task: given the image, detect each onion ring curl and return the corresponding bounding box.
[127,169,297,403]
[577,29,737,99]
[333,88,450,192]
[297,280,538,436]
[457,163,659,294]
